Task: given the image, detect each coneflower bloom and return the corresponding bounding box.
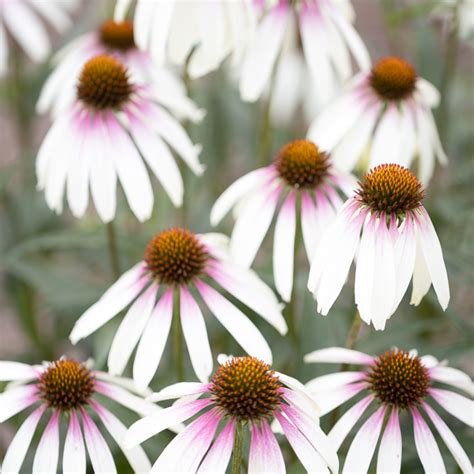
[36,54,204,222]
[308,56,447,183]
[0,0,78,76]
[0,357,164,473]
[70,229,287,389]
[211,139,355,302]
[308,164,449,330]
[125,355,339,473]
[114,0,254,78]
[304,347,473,473]
[37,19,204,122]
[239,0,370,104]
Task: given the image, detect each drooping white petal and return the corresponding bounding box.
[114,0,132,21]
[180,286,213,383]
[343,406,386,473]
[229,183,281,268]
[377,409,402,474]
[328,395,373,450]
[91,401,151,473]
[239,3,289,102]
[0,21,8,76]
[304,347,374,365]
[410,230,432,306]
[197,419,235,473]
[107,283,158,376]
[429,388,474,427]
[196,280,272,363]
[0,361,38,381]
[429,366,474,395]
[423,403,473,474]
[0,384,39,422]
[133,289,173,391]
[273,191,296,302]
[306,371,366,393]
[249,421,285,474]
[63,411,86,474]
[210,167,275,226]
[125,398,213,448]
[32,412,60,474]
[397,104,417,168]
[2,406,45,473]
[412,407,446,474]
[80,410,116,474]
[301,191,320,263]
[416,78,441,108]
[416,104,437,184]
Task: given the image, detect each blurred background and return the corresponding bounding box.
[0,0,473,471]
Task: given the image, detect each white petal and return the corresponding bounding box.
[128,115,183,207]
[2,406,45,473]
[377,409,402,474]
[207,260,287,335]
[196,280,272,364]
[310,382,366,416]
[125,398,212,448]
[210,167,274,226]
[197,419,235,473]
[28,0,72,32]
[429,366,474,395]
[423,403,473,474]
[306,371,365,392]
[343,406,386,473]
[114,0,132,21]
[412,407,446,474]
[239,4,289,102]
[273,191,296,302]
[416,105,437,184]
[133,289,173,391]
[0,361,37,381]
[148,382,209,403]
[304,347,374,365]
[142,2,174,65]
[107,283,158,376]
[249,421,285,474]
[92,402,151,473]
[108,114,153,222]
[229,183,281,268]
[430,388,474,427]
[32,412,60,474]
[328,395,373,450]
[180,286,213,383]
[416,78,441,107]
[81,410,116,474]
[0,21,8,76]
[410,230,432,306]
[69,270,147,344]
[0,385,39,422]
[416,209,450,310]
[301,191,320,264]
[63,411,86,474]
[397,104,417,168]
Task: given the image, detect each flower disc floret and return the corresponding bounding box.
[99,20,135,51]
[77,55,132,109]
[370,57,417,101]
[275,140,330,189]
[144,228,208,285]
[38,359,95,411]
[367,350,430,409]
[210,357,282,421]
[356,164,424,217]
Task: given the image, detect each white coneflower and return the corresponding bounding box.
[305,347,473,473]
[308,56,448,183]
[239,0,370,105]
[0,0,78,76]
[70,229,287,389]
[0,357,173,473]
[125,355,339,473]
[114,0,254,78]
[308,164,449,330]
[211,139,355,302]
[36,54,204,222]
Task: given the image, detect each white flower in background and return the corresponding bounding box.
[308,56,448,184]
[308,164,450,330]
[431,0,474,40]
[70,228,287,389]
[37,19,204,121]
[36,54,204,223]
[114,0,255,78]
[0,0,78,76]
[125,355,339,473]
[239,0,370,106]
[211,139,356,302]
[305,347,473,473]
[0,357,172,473]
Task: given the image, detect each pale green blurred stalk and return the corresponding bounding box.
[231,421,244,474]
[106,221,121,280]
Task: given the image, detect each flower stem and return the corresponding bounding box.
[105,222,121,280]
[173,288,184,382]
[231,421,244,474]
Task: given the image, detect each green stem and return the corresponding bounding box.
[231,421,244,474]
[106,221,121,280]
[173,288,184,382]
